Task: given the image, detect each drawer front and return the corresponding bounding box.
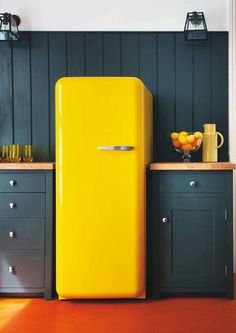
[159,173,226,193]
[0,174,45,192]
[0,250,44,288]
[0,219,44,249]
[0,193,45,218]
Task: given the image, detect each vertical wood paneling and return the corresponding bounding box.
[193,39,212,130]
[121,33,139,76]
[175,34,194,132]
[85,33,103,76]
[157,33,176,162]
[103,33,121,76]
[12,32,31,144]
[0,42,13,144]
[139,33,157,95]
[67,32,85,76]
[31,33,50,161]
[0,32,229,162]
[48,32,67,161]
[211,33,229,162]
[193,38,212,162]
[139,33,157,159]
[139,34,157,294]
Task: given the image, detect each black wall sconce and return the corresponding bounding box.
[0,13,20,41]
[184,11,208,41]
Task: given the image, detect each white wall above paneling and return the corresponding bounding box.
[1,0,229,31]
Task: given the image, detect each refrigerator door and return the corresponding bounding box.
[56,77,152,299]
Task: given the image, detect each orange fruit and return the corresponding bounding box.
[172,139,181,148]
[179,131,188,137]
[192,138,201,147]
[194,131,203,139]
[182,143,194,151]
[186,134,195,143]
[192,139,197,146]
[179,135,187,144]
[171,132,179,140]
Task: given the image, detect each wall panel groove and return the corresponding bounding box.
[12,32,32,145]
[103,33,121,76]
[67,33,85,76]
[157,33,176,161]
[0,42,13,145]
[0,32,228,162]
[48,32,67,161]
[30,32,50,161]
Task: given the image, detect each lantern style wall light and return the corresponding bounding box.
[0,13,20,41]
[184,11,208,41]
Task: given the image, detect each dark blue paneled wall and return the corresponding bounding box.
[0,32,228,162]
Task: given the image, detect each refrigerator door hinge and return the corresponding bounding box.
[225,209,228,221]
[225,265,228,276]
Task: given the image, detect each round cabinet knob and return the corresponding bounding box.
[9,180,16,187]
[162,217,169,224]
[9,231,16,238]
[8,266,15,273]
[9,202,16,209]
[189,181,196,187]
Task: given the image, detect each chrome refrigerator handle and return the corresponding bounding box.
[98,146,134,151]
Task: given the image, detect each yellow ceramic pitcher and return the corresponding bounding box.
[202,124,224,162]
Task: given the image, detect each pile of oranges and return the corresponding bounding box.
[171,131,203,151]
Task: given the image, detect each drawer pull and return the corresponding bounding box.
[9,202,16,209]
[9,231,16,238]
[9,180,16,187]
[8,266,15,273]
[189,181,197,187]
[162,217,169,224]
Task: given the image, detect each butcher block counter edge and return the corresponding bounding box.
[150,162,235,171]
[0,163,55,170]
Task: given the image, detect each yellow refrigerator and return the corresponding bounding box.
[56,77,152,299]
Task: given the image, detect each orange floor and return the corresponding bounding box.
[1,280,236,333]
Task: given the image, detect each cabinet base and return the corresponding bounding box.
[0,292,54,300]
[156,290,233,300]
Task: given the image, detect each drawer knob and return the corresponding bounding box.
[9,202,16,209]
[8,266,15,273]
[189,181,196,187]
[162,217,169,224]
[9,231,16,238]
[9,180,16,187]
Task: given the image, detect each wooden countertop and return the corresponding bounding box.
[150,162,235,171]
[0,162,55,170]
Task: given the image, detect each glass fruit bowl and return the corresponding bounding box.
[171,131,203,162]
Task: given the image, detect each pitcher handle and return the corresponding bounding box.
[216,132,224,149]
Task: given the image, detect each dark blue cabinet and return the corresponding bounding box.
[151,170,233,299]
[0,168,54,299]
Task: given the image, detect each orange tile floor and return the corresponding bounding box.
[1,279,236,333]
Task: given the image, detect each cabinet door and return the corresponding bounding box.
[159,196,226,289]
